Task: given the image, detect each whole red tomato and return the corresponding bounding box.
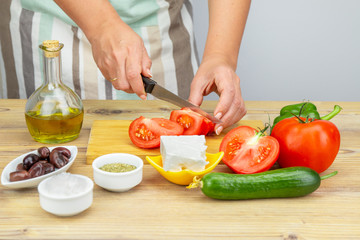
[271,117,340,173]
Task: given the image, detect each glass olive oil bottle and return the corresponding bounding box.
[25,40,84,143]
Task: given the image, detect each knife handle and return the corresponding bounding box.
[142,76,157,93]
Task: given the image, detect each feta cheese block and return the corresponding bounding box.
[160,135,208,172]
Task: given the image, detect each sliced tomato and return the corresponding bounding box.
[169,107,214,135]
[203,117,215,135]
[129,116,184,149]
[219,126,279,174]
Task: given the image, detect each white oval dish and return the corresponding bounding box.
[38,172,93,217]
[1,146,77,189]
[92,153,143,192]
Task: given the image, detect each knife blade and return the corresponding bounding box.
[142,76,222,124]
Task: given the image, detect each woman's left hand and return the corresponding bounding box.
[188,55,247,135]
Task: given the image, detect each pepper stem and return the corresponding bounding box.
[320,171,338,180]
[321,105,342,120]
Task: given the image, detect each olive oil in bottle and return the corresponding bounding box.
[25,107,83,143]
[25,40,84,143]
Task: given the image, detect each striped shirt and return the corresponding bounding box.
[0,0,199,100]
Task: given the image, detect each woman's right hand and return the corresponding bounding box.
[54,0,152,99]
[88,20,152,99]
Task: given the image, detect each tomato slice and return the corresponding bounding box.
[129,116,184,149]
[203,117,215,135]
[219,126,279,174]
[170,107,214,135]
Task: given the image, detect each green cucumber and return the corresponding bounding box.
[188,167,337,200]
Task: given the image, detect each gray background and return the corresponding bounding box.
[192,0,360,101]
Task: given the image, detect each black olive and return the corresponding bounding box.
[23,153,40,171]
[37,146,50,160]
[49,150,69,168]
[9,170,30,182]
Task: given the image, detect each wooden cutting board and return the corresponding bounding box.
[86,120,264,164]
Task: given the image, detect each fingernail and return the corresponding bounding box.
[215,126,223,135]
[140,94,147,100]
[147,69,153,78]
[215,112,222,119]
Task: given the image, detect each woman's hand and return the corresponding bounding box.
[188,55,246,135]
[89,20,152,99]
[188,0,250,134]
[54,0,152,99]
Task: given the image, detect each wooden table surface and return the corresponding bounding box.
[0,99,359,240]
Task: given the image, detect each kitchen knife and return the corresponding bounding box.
[142,76,222,124]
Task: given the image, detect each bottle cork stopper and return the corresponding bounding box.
[42,40,62,58]
[43,40,59,48]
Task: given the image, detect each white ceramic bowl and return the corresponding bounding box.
[92,153,143,192]
[38,173,93,217]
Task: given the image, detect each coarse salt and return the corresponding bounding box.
[42,172,89,197]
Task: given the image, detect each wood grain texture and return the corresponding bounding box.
[86,119,264,164]
[0,99,359,240]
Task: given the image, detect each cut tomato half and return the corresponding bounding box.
[202,117,215,135]
[170,107,214,135]
[219,126,279,174]
[129,116,184,149]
